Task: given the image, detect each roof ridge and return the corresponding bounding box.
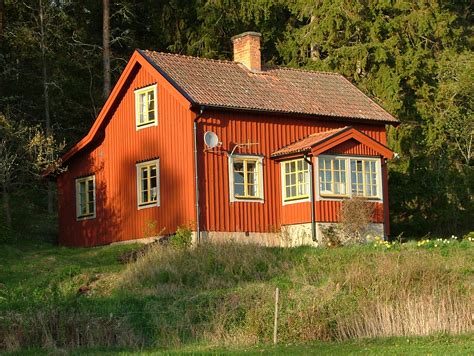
[267,65,342,76]
[141,49,344,76]
[141,49,238,66]
[308,126,349,137]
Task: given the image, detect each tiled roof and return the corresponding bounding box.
[271,127,350,157]
[140,50,398,123]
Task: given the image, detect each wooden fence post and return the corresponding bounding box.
[273,287,279,344]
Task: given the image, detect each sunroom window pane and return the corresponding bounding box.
[282,159,309,201]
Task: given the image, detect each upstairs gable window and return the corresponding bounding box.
[135,85,157,129]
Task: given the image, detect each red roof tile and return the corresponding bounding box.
[271,127,350,157]
[141,50,398,123]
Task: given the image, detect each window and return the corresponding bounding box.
[229,155,263,202]
[318,156,381,199]
[351,159,378,198]
[135,85,157,129]
[75,175,95,219]
[281,158,309,202]
[319,157,347,196]
[136,159,160,208]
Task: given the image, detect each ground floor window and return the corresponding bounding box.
[318,155,381,199]
[75,175,95,219]
[229,155,264,202]
[281,158,309,202]
[136,159,160,208]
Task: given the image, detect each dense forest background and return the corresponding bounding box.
[0,0,472,240]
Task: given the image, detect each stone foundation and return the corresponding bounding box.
[197,231,281,246]
[315,222,384,244]
[110,236,159,245]
[193,222,385,247]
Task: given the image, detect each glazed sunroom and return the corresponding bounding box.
[272,126,394,204]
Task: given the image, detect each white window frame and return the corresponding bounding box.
[280,158,310,205]
[228,154,264,203]
[134,84,158,130]
[75,175,96,220]
[136,159,160,209]
[316,155,382,201]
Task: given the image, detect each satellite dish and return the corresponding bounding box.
[204,131,219,149]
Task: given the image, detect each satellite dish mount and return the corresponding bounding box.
[204,131,221,150]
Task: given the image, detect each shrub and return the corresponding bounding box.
[338,197,375,244]
[169,224,192,249]
[320,197,375,246]
[463,231,474,241]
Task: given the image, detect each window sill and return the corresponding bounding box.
[76,214,96,221]
[320,194,350,199]
[231,197,264,203]
[282,197,310,205]
[138,202,160,210]
[136,121,158,130]
[318,195,382,202]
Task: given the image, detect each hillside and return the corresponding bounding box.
[0,238,473,353]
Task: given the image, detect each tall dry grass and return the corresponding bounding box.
[0,308,141,352]
[120,241,284,292]
[1,241,472,351]
[119,241,473,345]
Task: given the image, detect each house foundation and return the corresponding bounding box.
[192,222,385,247]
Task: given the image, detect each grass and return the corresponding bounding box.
[6,335,474,355]
[0,238,473,353]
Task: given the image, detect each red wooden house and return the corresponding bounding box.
[56,32,399,247]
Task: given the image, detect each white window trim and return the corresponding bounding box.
[134,84,158,130]
[75,175,96,220]
[280,159,311,205]
[228,154,264,203]
[136,159,160,210]
[315,154,383,202]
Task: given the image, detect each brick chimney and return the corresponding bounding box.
[231,32,262,72]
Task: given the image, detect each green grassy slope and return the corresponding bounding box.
[0,239,473,353]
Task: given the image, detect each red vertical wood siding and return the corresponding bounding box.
[327,139,379,156]
[58,62,195,246]
[58,56,392,246]
[199,110,387,232]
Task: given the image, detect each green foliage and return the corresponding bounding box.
[1,0,472,237]
[169,224,192,249]
[463,231,474,241]
[277,0,473,236]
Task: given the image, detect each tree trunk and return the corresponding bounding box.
[310,15,320,61]
[39,0,53,213]
[2,183,11,228]
[0,0,5,100]
[0,0,4,42]
[102,0,111,99]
